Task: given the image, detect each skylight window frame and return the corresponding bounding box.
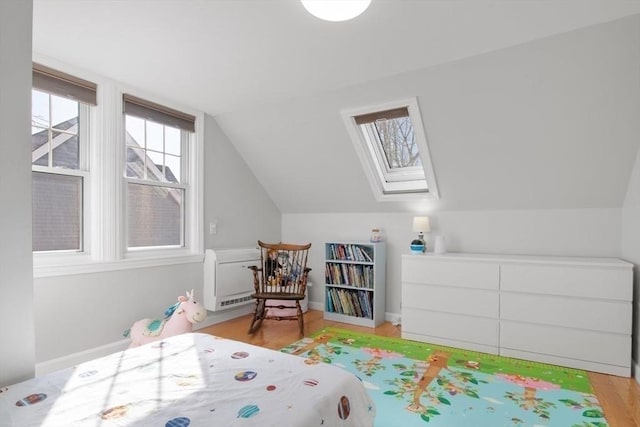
[360,122,427,184]
[342,97,440,201]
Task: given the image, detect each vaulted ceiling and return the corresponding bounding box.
[33,1,640,213]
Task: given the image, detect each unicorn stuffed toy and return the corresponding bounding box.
[124,289,207,348]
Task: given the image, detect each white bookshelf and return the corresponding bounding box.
[324,241,385,328]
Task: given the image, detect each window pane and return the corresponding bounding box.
[33,152,49,167]
[126,147,146,179]
[51,95,78,132]
[165,154,181,183]
[373,117,421,169]
[126,115,145,147]
[146,121,164,152]
[52,132,79,169]
[165,127,181,155]
[128,183,183,248]
[146,150,164,181]
[32,90,50,129]
[32,90,85,170]
[32,127,49,166]
[32,172,82,252]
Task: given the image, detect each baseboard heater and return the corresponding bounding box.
[204,248,260,311]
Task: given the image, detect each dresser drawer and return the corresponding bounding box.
[500,264,631,301]
[501,292,631,334]
[500,321,630,367]
[402,307,498,349]
[402,257,499,290]
[403,282,498,318]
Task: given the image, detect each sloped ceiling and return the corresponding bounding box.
[217,14,640,212]
[32,1,640,213]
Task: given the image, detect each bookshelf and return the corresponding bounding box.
[324,241,385,327]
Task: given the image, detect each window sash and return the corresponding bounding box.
[32,93,90,171]
[124,116,188,185]
[32,171,85,252]
[126,181,185,249]
[361,123,426,184]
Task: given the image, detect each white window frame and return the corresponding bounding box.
[123,114,191,252]
[31,88,92,261]
[33,57,203,278]
[342,97,439,201]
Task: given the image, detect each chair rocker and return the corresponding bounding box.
[248,240,311,335]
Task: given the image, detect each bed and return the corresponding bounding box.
[0,333,375,426]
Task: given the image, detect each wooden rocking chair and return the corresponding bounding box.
[248,241,311,335]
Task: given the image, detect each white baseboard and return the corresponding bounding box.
[196,304,254,330]
[308,300,323,311]
[385,312,401,326]
[36,339,130,377]
[309,301,401,327]
[36,304,255,377]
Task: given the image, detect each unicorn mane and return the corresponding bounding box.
[164,301,181,318]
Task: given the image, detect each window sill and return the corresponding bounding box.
[34,252,204,278]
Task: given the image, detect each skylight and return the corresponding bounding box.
[342,98,439,201]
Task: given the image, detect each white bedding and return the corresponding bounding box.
[0,333,375,426]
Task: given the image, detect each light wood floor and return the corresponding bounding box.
[200,309,640,427]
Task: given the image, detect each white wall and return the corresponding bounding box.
[283,209,622,316]
[204,115,281,248]
[0,0,35,387]
[34,263,203,362]
[33,114,280,366]
[622,146,640,381]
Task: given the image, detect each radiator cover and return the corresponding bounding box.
[203,248,260,311]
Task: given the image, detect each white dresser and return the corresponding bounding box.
[401,253,633,377]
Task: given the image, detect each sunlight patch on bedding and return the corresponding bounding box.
[36,334,204,426]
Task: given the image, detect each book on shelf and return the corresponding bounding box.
[347,290,357,316]
[349,291,359,317]
[357,291,367,318]
[330,288,341,313]
[325,287,373,319]
[325,263,374,289]
[336,289,345,313]
[357,246,373,262]
[327,243,374,263]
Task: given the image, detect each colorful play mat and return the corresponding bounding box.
[281,327,609,427]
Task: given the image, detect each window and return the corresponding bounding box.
[31,63,95,252]
[31,59,204,277]
[123,94,195,250]
[342,98,439,201]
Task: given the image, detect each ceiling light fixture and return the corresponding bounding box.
[301,0,372,22]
